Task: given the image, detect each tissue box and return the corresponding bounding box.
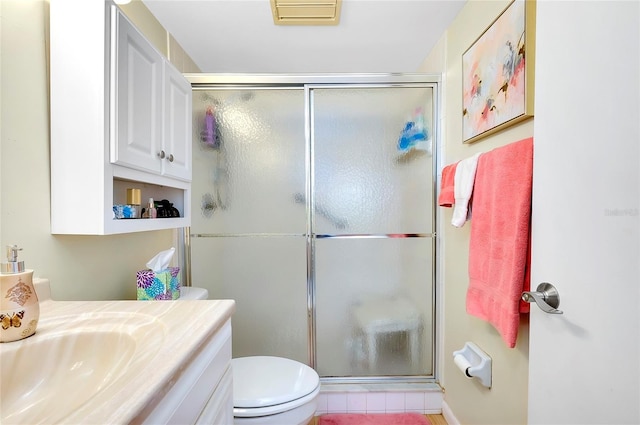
[136,267,180,300]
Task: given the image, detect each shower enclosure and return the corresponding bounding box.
[187,74,438,382]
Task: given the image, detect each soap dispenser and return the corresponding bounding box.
[0,245,39,342]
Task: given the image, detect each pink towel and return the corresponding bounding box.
[438,162,458,207]
[466,137,533,348]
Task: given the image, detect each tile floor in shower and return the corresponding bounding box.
[316,384,443,416]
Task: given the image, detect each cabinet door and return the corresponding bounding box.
[195,367,233,425]
[163,63,192,181]
[112,9,163,174]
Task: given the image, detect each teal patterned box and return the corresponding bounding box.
[136,267,180,300]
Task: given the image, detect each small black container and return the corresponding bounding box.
[155,199,180,218]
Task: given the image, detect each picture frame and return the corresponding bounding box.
[462,0,536,144]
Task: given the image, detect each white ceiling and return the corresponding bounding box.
[141,0,466,74]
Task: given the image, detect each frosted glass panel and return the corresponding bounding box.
[191,237,308,363]
[191,89,306,234]
[315,238,433,377]
[312,87,434,235]
[189,83,437,380]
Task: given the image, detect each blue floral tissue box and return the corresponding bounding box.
[136,267,180,300]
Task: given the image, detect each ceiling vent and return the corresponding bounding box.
[270,0,342,26]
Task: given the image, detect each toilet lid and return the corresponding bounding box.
[232,356,320,408]
[179,286,208,300]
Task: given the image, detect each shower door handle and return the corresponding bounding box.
[522,282,563,314]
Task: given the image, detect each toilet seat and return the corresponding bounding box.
[232,356,320,418]
[233,385,320,418]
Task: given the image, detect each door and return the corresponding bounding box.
[163,62,192,181]
[310,86,435,378]
[112,7,163,174]
[529,2,639,424]
[190,87,309,364]
[189,78,438,381]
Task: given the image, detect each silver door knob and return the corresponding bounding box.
[168,154,174,162]
[158,150,166,159]
[522,282,563,314]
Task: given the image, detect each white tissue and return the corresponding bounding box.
[146,247,175,272]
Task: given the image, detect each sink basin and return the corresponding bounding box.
[0,311,166,424]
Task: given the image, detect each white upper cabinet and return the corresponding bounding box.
[50,0,192,235]
[112,11,163,175]
[112,8,192,182]
[162,62,192,181]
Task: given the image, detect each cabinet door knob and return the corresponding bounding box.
[158,150,166,159]
[168,154,174,162]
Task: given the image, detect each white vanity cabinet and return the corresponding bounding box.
[50,0,192,235]
[140,320,234,425]
[17,285,236,424]
[112,9,192,181]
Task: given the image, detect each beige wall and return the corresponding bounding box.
[0,0,198,301]
[420,1,533,424]
[118,0,200,73]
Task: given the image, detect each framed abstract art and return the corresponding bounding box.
[462,0,536,144]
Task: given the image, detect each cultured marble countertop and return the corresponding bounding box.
[1,280,235,425]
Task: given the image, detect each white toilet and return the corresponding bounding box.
[179,285,209,300]
[179,286,320,425]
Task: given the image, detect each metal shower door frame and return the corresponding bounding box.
[185,74,440,384]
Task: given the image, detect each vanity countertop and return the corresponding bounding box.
[0,280,235,425]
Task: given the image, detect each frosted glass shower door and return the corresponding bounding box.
[189,82,437,379]
[311,87,435,377]
[190,88,309,364]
